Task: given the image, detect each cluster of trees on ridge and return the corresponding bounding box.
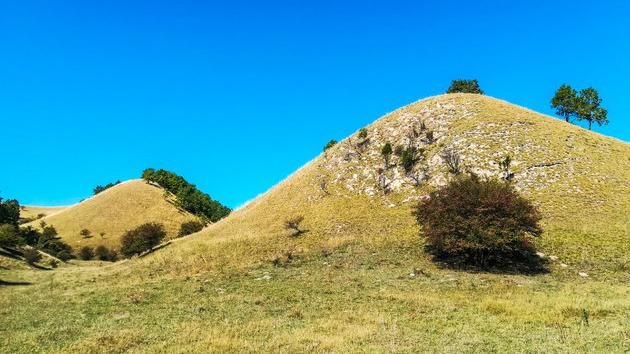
[141,168,231,222]
[93,180,121,195]
[551,85,608,129]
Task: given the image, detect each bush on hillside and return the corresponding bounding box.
[381,143,393,166]
[441,149,462,175]
[284,216,305,237]
[0,224,23,249]
[36,224,74,261]
[78,246,95,260]
[424,130,435,144]
[95,245,118,262]
[323,139,337,152]
[23,248,42,265]
[400,147,421,173]
[120,222,166,258]
[93,180,121,195]
[141,169,231,222]
[18,226,40,246]
[178,220,205,237]
[413,174,543,269]
[80,228,92,239]
[446,79,484,94]
[357,128,368,139]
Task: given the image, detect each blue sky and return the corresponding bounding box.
[1,0,628,208]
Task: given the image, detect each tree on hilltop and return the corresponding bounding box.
[576,87,608,130]
[446,80,484,94]
[551,84,579,122]
[551,85,608,129]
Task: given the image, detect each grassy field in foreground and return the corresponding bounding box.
[1,243,629,353]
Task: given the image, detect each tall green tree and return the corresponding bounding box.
[0,198,20,226]
[550,84,579,122]
[577,87,608,130]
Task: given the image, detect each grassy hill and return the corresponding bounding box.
[19,205,67,222]
[1,94,629,352]
[24,179,199,249]
[146,93,630,276]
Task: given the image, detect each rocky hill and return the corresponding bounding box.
[145,93,630,278]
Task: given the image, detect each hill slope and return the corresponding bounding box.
[19,205,68,221]
[2,94,629,352]
[148,93,630,276]
[25,179,199,249]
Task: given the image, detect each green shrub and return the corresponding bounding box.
[357,128,368,139]
[0,197,20,226]
[400,147,421,173]
[141,169,231,222]
[23,248,42,265]
[95,245,118,262]
[93,180,121,195]
[80,228,92,239]
[413,175,542,269]
[381,143,393,165]
[18,226,40,245]
[323,139,337,152]
[120,223,166,257]
[78,246,95,260]
[178,220,204,237]
[36,224,74,261]
[0,224,23,249]
[446,79,484,94]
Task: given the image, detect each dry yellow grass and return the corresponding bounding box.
[25,179,199,249]
[19,205,67,220]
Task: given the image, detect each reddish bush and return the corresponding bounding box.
[413,175,542,268]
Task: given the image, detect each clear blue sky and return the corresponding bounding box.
[1,0,628,208]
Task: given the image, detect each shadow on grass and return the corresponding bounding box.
[289,229,309,238]
[0,279,33,286]
[30,263,53,271]
[426,247,549,275]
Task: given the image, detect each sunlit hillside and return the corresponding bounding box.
[2,94,629,352]
[24,179,199,249]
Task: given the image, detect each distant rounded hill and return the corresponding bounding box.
[24,179,199,250]
[19,205,67,221]
[144,93,630,277]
